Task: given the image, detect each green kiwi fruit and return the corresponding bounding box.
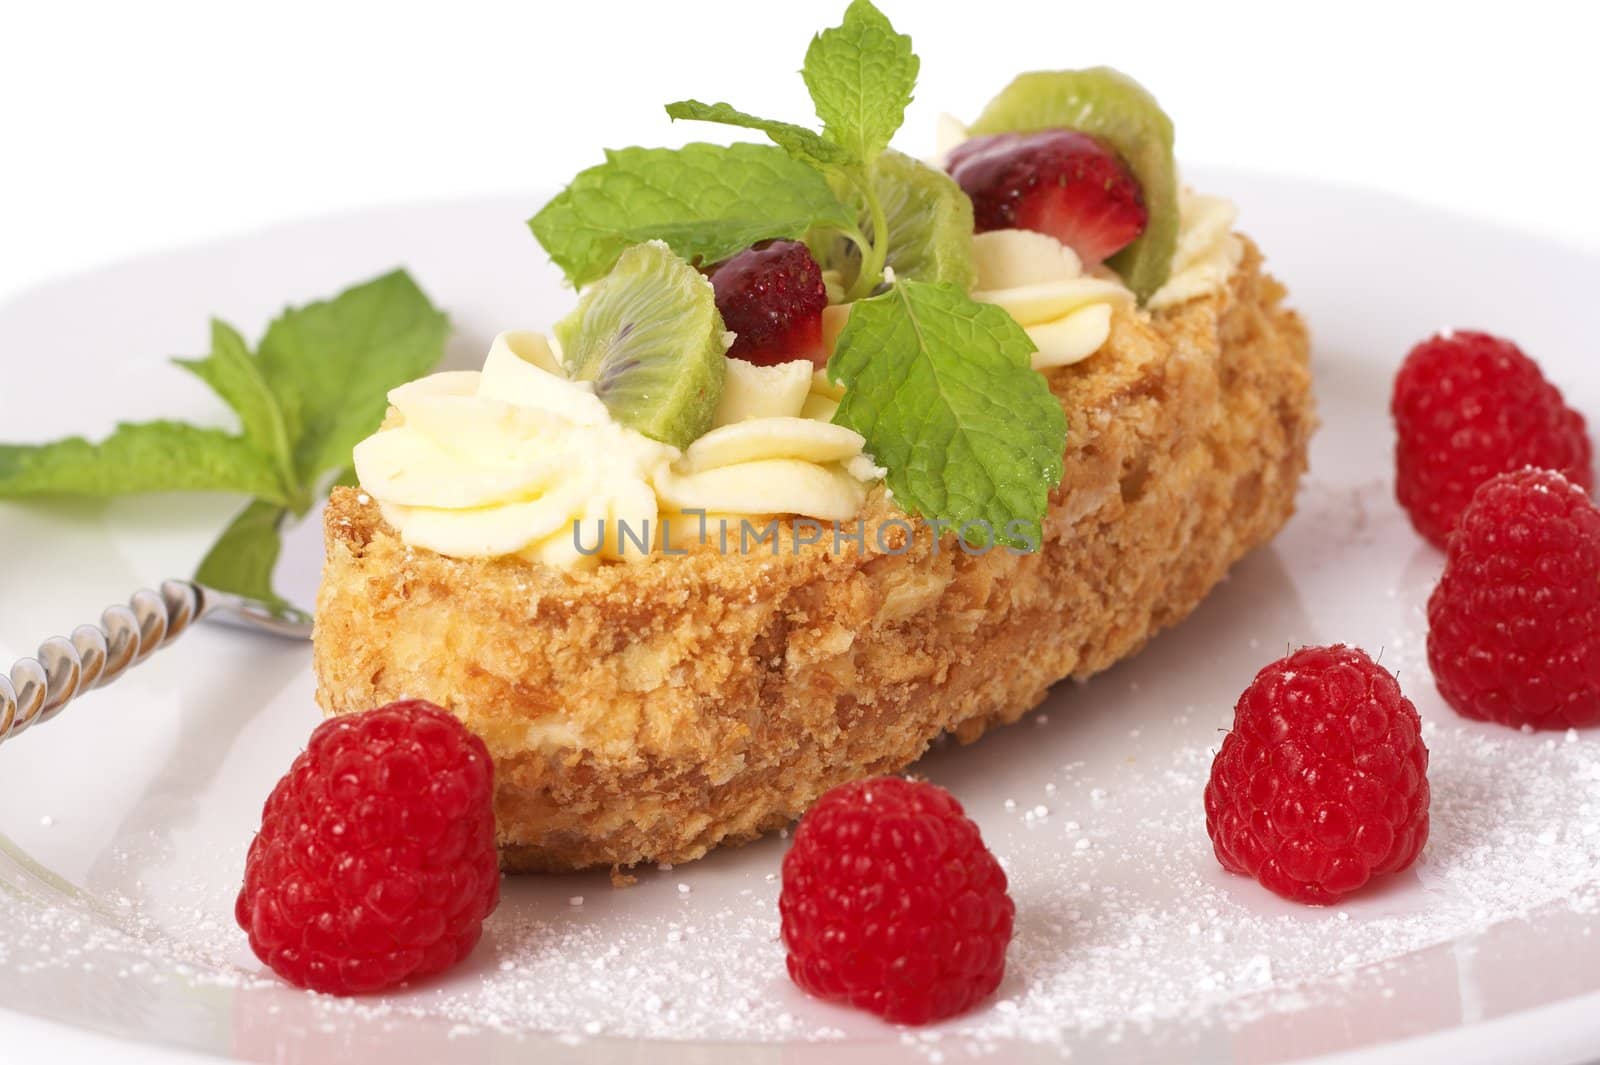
[553,241,727,448]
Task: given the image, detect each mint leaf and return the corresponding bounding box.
[659,97,888,298]
[174,319,297,501]
[664,101,855,170]
[194,500,305,621]
[816,149,975,290]
[803,0,918,165]
[0,421,286,502]
[650,4,923,302]
[0,269,448,614]
[256,269,448,501]
[531,143,853,287]
[830,281,1065,549]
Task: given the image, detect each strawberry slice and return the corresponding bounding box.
[946,130,1147,268]
[708,240,830,367]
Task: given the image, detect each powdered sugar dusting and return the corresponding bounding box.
[0,479,1598,1061]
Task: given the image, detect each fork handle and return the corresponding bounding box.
[0,579,211,746]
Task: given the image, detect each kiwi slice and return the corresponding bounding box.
[814,149,976,291]
[553,241,727,449]
[968,67,1178,303]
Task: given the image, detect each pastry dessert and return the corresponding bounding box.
[313,6,1313,872]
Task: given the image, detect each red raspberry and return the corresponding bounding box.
[946,129,1148,266]
[1204,646,1430,905]
[779,777,1014,1025]
[1427,468,1600,729]
[1391,330,1592,548]
[235,700,500,994]
[708,239,829,367]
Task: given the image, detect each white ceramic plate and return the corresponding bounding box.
[2,171,1599,1065]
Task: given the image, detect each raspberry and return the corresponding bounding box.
[946,129,1148,267]
[1204,646,1430,905]
[1427,468,1600,729]
[1391,330,1592,548]
[235,700,500,994]
[708,239,829,367]
[779,777,1014,1025]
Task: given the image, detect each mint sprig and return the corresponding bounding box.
[662,98,887,302]
[257,271,450,490]
[175,320,301,506]
[831,282,1064,549]
[0,422,289,502]
[660,103,854,171]
[0,270,448,612]
[194,499,299,615]
[530,144,855,288]
[663,5,909,302]
[660,3,921,302]
[529,0,1069,550]
[803,0,918,167]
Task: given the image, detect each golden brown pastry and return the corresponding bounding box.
[314,239,1312,872]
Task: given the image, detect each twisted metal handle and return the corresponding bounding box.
[0,580,310,747]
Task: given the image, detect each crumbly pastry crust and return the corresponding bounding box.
[314,239,1314,872]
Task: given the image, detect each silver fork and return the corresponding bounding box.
[0,581,312,747]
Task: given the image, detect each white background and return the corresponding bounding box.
[2,0,1598,305]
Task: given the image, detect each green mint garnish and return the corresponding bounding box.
[829,281,1065,550]
[254,270,450,493]
[816,149,976,291]
[0,270,448,611]
[802,0,919,168]
[174,320,299,501]
[662,2,910,302]
[194,499,300,616]
[530,143,854,288]
[528,0,1067,549]
[658,101,881,295]
[659,103,854,171]
[0,422,289,502]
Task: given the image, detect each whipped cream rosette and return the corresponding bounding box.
[356,331,881,566]
[970,229,1133,368]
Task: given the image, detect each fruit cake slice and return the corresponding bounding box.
[313,14,1315,871]
[315,237,1311,871]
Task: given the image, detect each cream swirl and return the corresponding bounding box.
[353,331,675,569]
[353,335,880,567]
[971,229,1133,368]
[655,358,875,531]
[1147,189,1245,310]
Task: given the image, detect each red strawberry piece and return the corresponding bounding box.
[946,129,1148,267]
[708,239,830,367]
[780,777,1014,1025]
[235,699,500,994]
[1204,645,1431,905]
[1427,467,1600,730]
[1391,329,1593,549]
